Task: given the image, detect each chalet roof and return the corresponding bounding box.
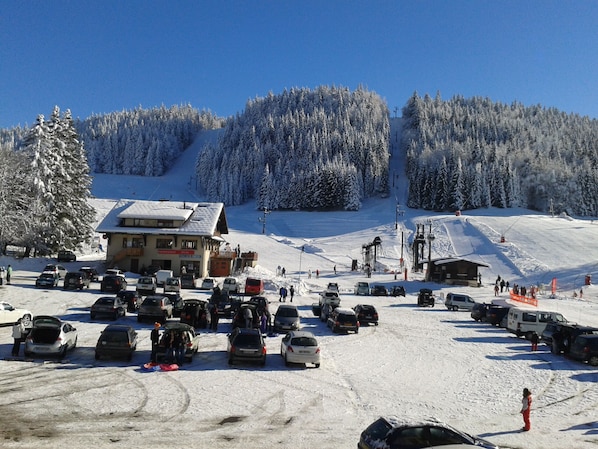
[95,199,228,237]
[429,257,490,267]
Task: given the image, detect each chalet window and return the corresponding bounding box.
[181,239,198,249]
[156,238,173,249]
[157,219,174,228]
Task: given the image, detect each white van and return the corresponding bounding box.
[155,269,174,287]
[445,293,477,311]
[507,307,567,339]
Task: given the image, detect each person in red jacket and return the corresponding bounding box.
[520,388,532,431]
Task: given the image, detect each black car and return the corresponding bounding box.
[95,324,138,361]
[371,285,388,296]
[569,334,598,366]
[100,274,127,292]
[210,290,241,317]
[180,273,197,289]
[358,416,498,449]
[485,304,510,327]
[57,250,76,262]
[227,327,266,366]
[417,288,435,307]
[353,304,379,325]
[470,303,488,321]
[63,271,91,290]
[545,322,598,354]
[35,272,59,288]
[116,290,142,313]
[389,285,406,297]
[90,296,127,320]
[180,299,210,329]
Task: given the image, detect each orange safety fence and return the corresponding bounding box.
[510,291,538,307]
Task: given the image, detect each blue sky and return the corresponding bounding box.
[2,1,597,129]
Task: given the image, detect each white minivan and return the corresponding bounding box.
[444,293,477,311]
[507,307,567,339]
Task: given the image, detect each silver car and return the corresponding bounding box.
[273,304,300,332]
[25,316,77,358]
[280,330,321,368]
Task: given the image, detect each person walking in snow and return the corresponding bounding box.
[500,279,505,293]
[289,285,295,302]
[494,284,499,296]
[281,267,286,277]
[530,332,539,352]
[6,264,12,284]
[244,306,253,328]
[11,318,25,357]
[333,265,337,275]
[520,388,532,431]
[150,322,161,363]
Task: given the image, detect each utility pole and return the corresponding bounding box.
[258,208,271,234]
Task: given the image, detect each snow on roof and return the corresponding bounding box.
[95,199,226,236]
[430,256,490,267]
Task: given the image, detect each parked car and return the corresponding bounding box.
[136,276,157,296]
[507,307,567,339]
[244,277,264,295]
[417,288,435,307]
[544,322,598,354]
[138,295,173,323]
[35,271,60,288]
[273,304,300,332]
[371,285,388,296]
[200,278,218,290]
[0,302,32,326]
[210,289,241,317]
[354,281,370,295]
[57,249,77,262]
[320,302,337,322]
[24,316,78,358]
[94,324,138,361]
[445,293,477,311]
[227,327,266,366]
[155,322,200,363]
[222,277,239,294]
[358,416,498,449]
[470,303,488,321]
[163,292,184,317]
[180,299,210,329]
[90,296,127,320]
[353,304,379,325]
[327,307,359,334]
[80,266,100,282]
[568,334,598,366]
[180,273,197,289]
[63,271,91,290]
[280,330,321,368]
[485,304,510,327]
[155,269,174,287]
[100,274,128,293]
[43,264,67,278]
[105,268,124,277]
[389,285,406,297]
[327,282,339,292]
[163,277,181,293]
[116,290,142,313]
[231,302,260,329]
[248,296,269,315]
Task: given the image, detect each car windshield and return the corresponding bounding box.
[96,298,114,305]
[234,334,261,346]
[277,308,298,317]
[144,298,161,306]
[338,314,357,323]
[100,331,128,343]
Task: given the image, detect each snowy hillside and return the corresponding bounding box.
[0,127,597,448]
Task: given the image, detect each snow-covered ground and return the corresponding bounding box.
[1,129,598,448]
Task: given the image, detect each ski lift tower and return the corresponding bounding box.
[412,224,426,271]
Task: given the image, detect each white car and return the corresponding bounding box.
[25,316,78,358]
[280,330,321,368]
[222,277,238,293]
[43,264,68,278]
[200,278,218,290]
[0,302,33,326]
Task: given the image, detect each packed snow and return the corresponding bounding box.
[1,132,598,448]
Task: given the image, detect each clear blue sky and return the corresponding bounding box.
[2,1,597,129]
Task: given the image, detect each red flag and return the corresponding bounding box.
[551,278,557,295]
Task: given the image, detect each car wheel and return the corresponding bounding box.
[315,363,320,368]
[284,354,290,367]
[589,356,598,366]
[261,357,266,367]
[59,346,67,359]
[73,337,77,348]
[137,316,142,323]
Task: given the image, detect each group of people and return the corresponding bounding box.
[278,285,294,302]
[149,322,189,366]
[493,275,510,296]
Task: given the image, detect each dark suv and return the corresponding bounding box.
[227,327,266,366]
[543,322,598,354]
[485,304,510,327]
[57,250,76,262]
[417,288,435,307]
[327,307,359,333]
[95,324,138,361]
[63,271,91,290]
[100,274,127,292]
[569,334,598,366]
[353,304,379,325]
